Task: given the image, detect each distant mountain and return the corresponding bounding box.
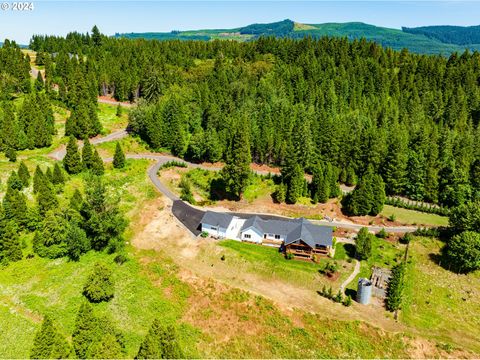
[114,19,480,55]
[403,25,480,46]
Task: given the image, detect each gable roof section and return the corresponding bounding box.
[285,218,333,248]
[241,216,332,248]
[200,211,234,229]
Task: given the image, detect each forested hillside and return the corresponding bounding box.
[113,19,480,54]
[403,25,480,46]
[28,30,480,208]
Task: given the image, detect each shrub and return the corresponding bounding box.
[400,232,413,244]
[158,160,187,172]
[343,295,352,307]
[388,214,397,222]
[113,254,128,265]
[285,252,294,260]
[83,263,115,303]
[200,231,209,238]
[376,228,388,239]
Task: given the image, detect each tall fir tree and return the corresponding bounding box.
[136,319,184,359]
[0,221,23,264]
[64,136,83,174]
[113,142,126,169]
[91,149,104,176]
[82,137,94,169]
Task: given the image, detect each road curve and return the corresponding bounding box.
[48,130,418,234]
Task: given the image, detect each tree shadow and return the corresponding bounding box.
[344,243,356,258]
[345,288,357,300]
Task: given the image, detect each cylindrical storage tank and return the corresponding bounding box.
[357,278,372,305]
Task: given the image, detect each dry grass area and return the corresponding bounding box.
[130,197,479,357]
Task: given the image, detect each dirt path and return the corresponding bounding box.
[340,259,360,293]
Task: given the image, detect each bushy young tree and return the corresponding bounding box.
[2,185,28,227]
[33,210,68,259]
[5,147,17,162]
[83,262,115,302]
[66,222,90,261]
[33,165,45,194]
[136,319,184,359]
[113,142,126,169]
[355,227,373,260]
[18,161,30,188]
[64,136,83,174]
[30,315,71,359]
[448,201,480,234]
[36,181,58,215]
[444,231,480,273]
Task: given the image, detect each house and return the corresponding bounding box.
[200,211,333,260]
[199,211,245,239]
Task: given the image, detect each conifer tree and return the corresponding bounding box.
[63,136,83,174]
[82,262,115,302]
[66,222,90,261]
[221,125,251,200]
[2,186,28,227]
[5,147,16,162]
[33,165,45,193]
[18,161,30,188]
[45,167,53,184]
[386,263,406,311]
[82,137,94,169]
[69,189,83,211]
[7,171,23,190]
[286,164,304,204]
[36,181,58,216]
[0,221,23,263]
[355,227,373,260]
[113,142,126,169]
[72,302,98,358]
[30,315,71,359]
[91,149,104,176]
[35,71,44,92]
[136,319,184,359]
[52,163,65,185]
[116,104,123,117]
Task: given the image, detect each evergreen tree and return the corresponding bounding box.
[311,164,329,203]
[355,227,373,260]
[45,167,53,184]
[33,165,45,193]
[30,315,71,359]
[386,263,406,311]
[5,147,16,162]
[0,221,23,264]
[445,231,480,273]
[64,136,83,174]
[91,149,104,176]
[66,222,90,261]
[113,142,126,169]
[52,163,65,185]
[136,319,184,359]
[35,71,44,92]
[36,181,58,215]
[82,262,115,302]
[82,137,94,169]
[18,161,30,188]
[221,125,251,200]
[70,189,84,211]
[286,164,304,204]
[115,104,123,117]
[2,186,28,227]
[7,171,23,190]
[33,210,68,259]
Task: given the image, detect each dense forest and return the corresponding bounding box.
[28,29,480,209]
[403,25,480,46]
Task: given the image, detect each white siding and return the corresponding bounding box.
[225,218,246,240]
[240,227,263,243]
[201,223,227,238]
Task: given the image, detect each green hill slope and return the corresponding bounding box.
[403,25,480,45]
[114,19,480,55]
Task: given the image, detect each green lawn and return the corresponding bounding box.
[243,176,275,203]
[97,103,129,135]
[402,237,480,352]
[218,240,352,289]
[381,205,449,227]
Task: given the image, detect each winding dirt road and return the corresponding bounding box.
[48,129,417,234]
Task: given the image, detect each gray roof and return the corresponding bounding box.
[284,218,333,248]
[200,211,234,229]
[241,216,332,248]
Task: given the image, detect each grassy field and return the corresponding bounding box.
[402,237,480,352]
[381,205,449,227]
[97,103,129,134]
[218,240,353,290]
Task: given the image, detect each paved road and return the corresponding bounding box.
[48,130,418,235]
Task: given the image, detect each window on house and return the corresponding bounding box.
[263,234,267,239]
[244,234,251,239]
[275,235,281,240]
[211,226,217,231]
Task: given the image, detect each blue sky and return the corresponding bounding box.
[1,1,479,44]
